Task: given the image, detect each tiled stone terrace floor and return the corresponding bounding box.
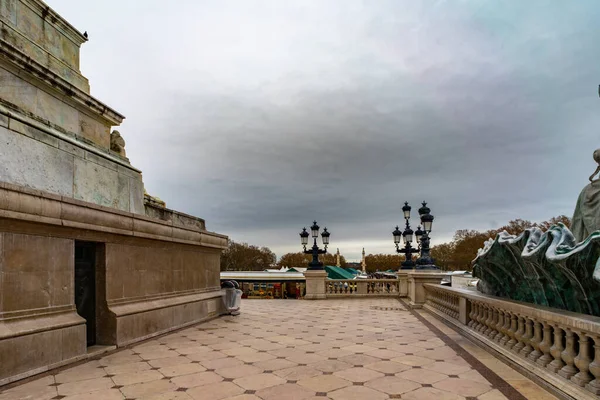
[0,299,556,400]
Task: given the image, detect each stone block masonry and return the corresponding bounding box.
[0,0,229,386]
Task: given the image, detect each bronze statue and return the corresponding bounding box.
[572,148,600,241]
[589,148,600,182]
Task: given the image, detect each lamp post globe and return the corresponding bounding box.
[421,213,434,233]
[393,226,402,245]
[402,202,411,220]
[321,228,330,248]
[403,226,414,243]
[415,226,424,244]
[418,201,430,216]
[300,228,309,249]
[310,221,320,238]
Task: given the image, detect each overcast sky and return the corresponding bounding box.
[51,0,599,261]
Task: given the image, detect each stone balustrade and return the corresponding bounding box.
[423,283,600,399]
[326,279,400,296]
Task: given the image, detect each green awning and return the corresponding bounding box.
[324,265,355,280]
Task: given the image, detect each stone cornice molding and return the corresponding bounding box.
[22,0,88,45]
[0,103,138,172]
[0,40,125,125]
[0,182,228,249]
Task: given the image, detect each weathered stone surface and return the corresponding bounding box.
[0,67,39,112]
[129,176,145,214]
[0,0,18,26]
[0,233,73,312]
[73,158,129,212]
[0,125,74,197]
[1,0,87,89]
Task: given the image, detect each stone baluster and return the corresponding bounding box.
[472,302,481,330]
[586,335,600,395]
[572,332,593,387]
[492,310,504,342]
[527,320,543,363]
[478,305,488,333]
[512,316,526,353]
[479,304,488,333]
[499,311,512,345]
[536,322,554,367]
[484,306,494,334]
[519,318,534,358]
[484,307,496,337]
[558,328,579,380]
[468,302,477,328]
[548,326,566,373]
[491,308,502,339]
[506,313,519,349]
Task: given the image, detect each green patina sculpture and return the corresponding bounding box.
[473,149,600,316]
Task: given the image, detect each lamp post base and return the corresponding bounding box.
[303,270,328,299]
[307,262,324,271]
[415,264,440,271]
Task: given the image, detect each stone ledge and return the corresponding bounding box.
[107,287,222,311]
[0,311,84,341]
[114,294,226,347]
[0,304,74,321]
[0,322,86,386]
[0,182,228,249]
[0,104,138,173]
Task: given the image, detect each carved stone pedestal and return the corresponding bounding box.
[303,270,328,300]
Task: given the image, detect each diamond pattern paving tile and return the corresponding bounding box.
[274,366,322,381]
[401,386,466,400]
[0,298,541,400]
[333,367,384,383]
[328,385,389,400]
[170,371,223,388]
[256,383,316,400]
[398,367,448,384]
[365,375,421,395]
[233,373,286,390]
[364,360,411,374]
[297,374,352,392]
[433,377,492,397]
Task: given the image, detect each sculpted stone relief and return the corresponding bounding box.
[110,130,126,157]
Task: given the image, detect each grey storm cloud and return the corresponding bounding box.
[51,0,600,260]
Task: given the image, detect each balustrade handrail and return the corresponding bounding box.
[423,283,600,336]
[327,278,399,282]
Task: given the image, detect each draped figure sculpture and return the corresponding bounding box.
[571,148,600,242]
[473,148,600,316]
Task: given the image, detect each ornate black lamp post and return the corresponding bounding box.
[300,221,330,271]
[393,202,420,269]
[393,201,438,270]
[416,202,436,267]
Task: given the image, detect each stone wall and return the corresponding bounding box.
[0,0,89,92]
[0,106,144,214]
[0,0,231,386]
[0,62,117,149]
[0,183,228,385]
